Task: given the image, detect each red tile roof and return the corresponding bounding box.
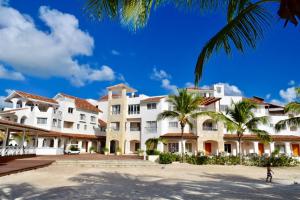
[141,96,165,103]
[48,131,105,140]
[160,133,198,139]
[223,134,300,142]
[199,97,221,106]
[98,119,107,127]
[0,119,48,132]
[14,91,58,104]
[244,97,284,108]
[59,93,101,113]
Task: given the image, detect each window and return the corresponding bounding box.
[168,143,179,153]
[220,105,228,112]
[270,123,274,127]
[80,114,86,121]
[90,116,96,123]
[68,107,73,114]
[216,87,222,93]
[58,120,62,128]
[169,121,178,128]
[203,120,217,131]
[128,104,140,115]
[290,126,297,131]
[52,119,57,127]
[100,127,106,132]
[275,144,285,154]
[224,144,232,153]
[145,121,157,133]
[110,122,120,131]
[168,104,174,111]
[77,124,80,130]
[185,143,192,153]
[130,122,141,131]
[147,103,157,110]
[84,125,87,130]
[37,118,47,125]
[112,105,121,115]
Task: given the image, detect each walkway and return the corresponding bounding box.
[26,154,143,161]
[0,159,54,177]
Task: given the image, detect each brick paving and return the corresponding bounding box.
[26,153,143,161]
[0,159,54,177]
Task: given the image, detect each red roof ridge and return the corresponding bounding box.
[14,90,58,104]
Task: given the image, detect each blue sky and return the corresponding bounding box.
[0,0,299,106]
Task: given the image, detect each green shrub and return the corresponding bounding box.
[159,152,180,164]
[103,147,109,152]
[89,146,95,153]
[146,149,160,155]
[246,155,298,167]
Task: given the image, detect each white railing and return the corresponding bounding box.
[130,127,141,132]
[145,127,157,133]
[0,146,36,156]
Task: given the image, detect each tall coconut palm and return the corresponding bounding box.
[275,87,300,131]
[200,100,270,163]
[157,89,204,162]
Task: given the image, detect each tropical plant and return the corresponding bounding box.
[157,89,204,162]
[275,87,300,131]
[84,0,298,84]
[12,133,31,143]
[200,99,270,164]
[89,146,96,153]
[145,137,165,155]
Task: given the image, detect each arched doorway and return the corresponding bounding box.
[110,140,118,154]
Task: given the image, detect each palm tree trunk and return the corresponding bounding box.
[238,135,242,165]
[181,125,184,163]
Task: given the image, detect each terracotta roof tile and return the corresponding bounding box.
[98,119,107,127]
[223,134,300,141]
[141,96,165,103]
[160,133,198,139]
[199,97,221,106]
[15,91,58,104]
[60,93,101,113]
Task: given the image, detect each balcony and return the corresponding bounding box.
[203,126,218,131]
[130,127,141,132]
[145,127,157,133]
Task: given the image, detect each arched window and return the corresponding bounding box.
[20,116,27,124]
[16,100,22,108]
[202,119,218,131]
[42,139,47,147]
[49,139,54,147]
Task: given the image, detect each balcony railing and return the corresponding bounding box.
[203,126,218,131]
[1,146,36,156]
[112,111,120,115]
[130,127,141,132]
[145,127,157,133]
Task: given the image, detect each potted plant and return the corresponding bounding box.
[103,147,109,155]
[89,146,96,154]
[137,149,144,157]
[116,147,122,155]
[145,138,165,162]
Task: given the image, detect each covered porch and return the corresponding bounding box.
[160,133,198,155]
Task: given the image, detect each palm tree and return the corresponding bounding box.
[157,89,204,162]
[275,87,300,131]
[200,100,270,164]
[145,137,166,154]
[84,1,299,84]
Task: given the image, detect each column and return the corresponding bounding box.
[285,142,291,156]
[1,128,8,156]
[157,141,164,152]
[236,141,240,155]
[53,138,59,148]
[21,129,25,155]
[37,138,44,148]
[270,142,275,155]
[182,140,186,154]
[88,141,92,153]
[124,140,130,154]
[78,140,83,152]
[253,141,259,154]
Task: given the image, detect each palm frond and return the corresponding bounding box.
[246,116,269,129]
[275,117,300,132]
[194,0,274,84]
[85,0,119,20]
[251,128,271,142]
[157,110,179,121]
[285,102,300,114]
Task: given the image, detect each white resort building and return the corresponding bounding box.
[0,83,300,158]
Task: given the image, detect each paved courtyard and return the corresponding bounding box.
[0,163,300,200]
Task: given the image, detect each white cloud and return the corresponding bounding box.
[0,88,13,108]
[161,79,177,94]
[265,93,271,99]
[111,49,120,56]
[150,67,177,93]
[151,67,171,80]
[185,82,195,88]
[216,82,243,96]
[288,80,295,86]
[0,4,116,86]
[0,64,25,80]
[270,86,298,105]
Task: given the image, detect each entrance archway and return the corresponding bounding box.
[110,140,119,154]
